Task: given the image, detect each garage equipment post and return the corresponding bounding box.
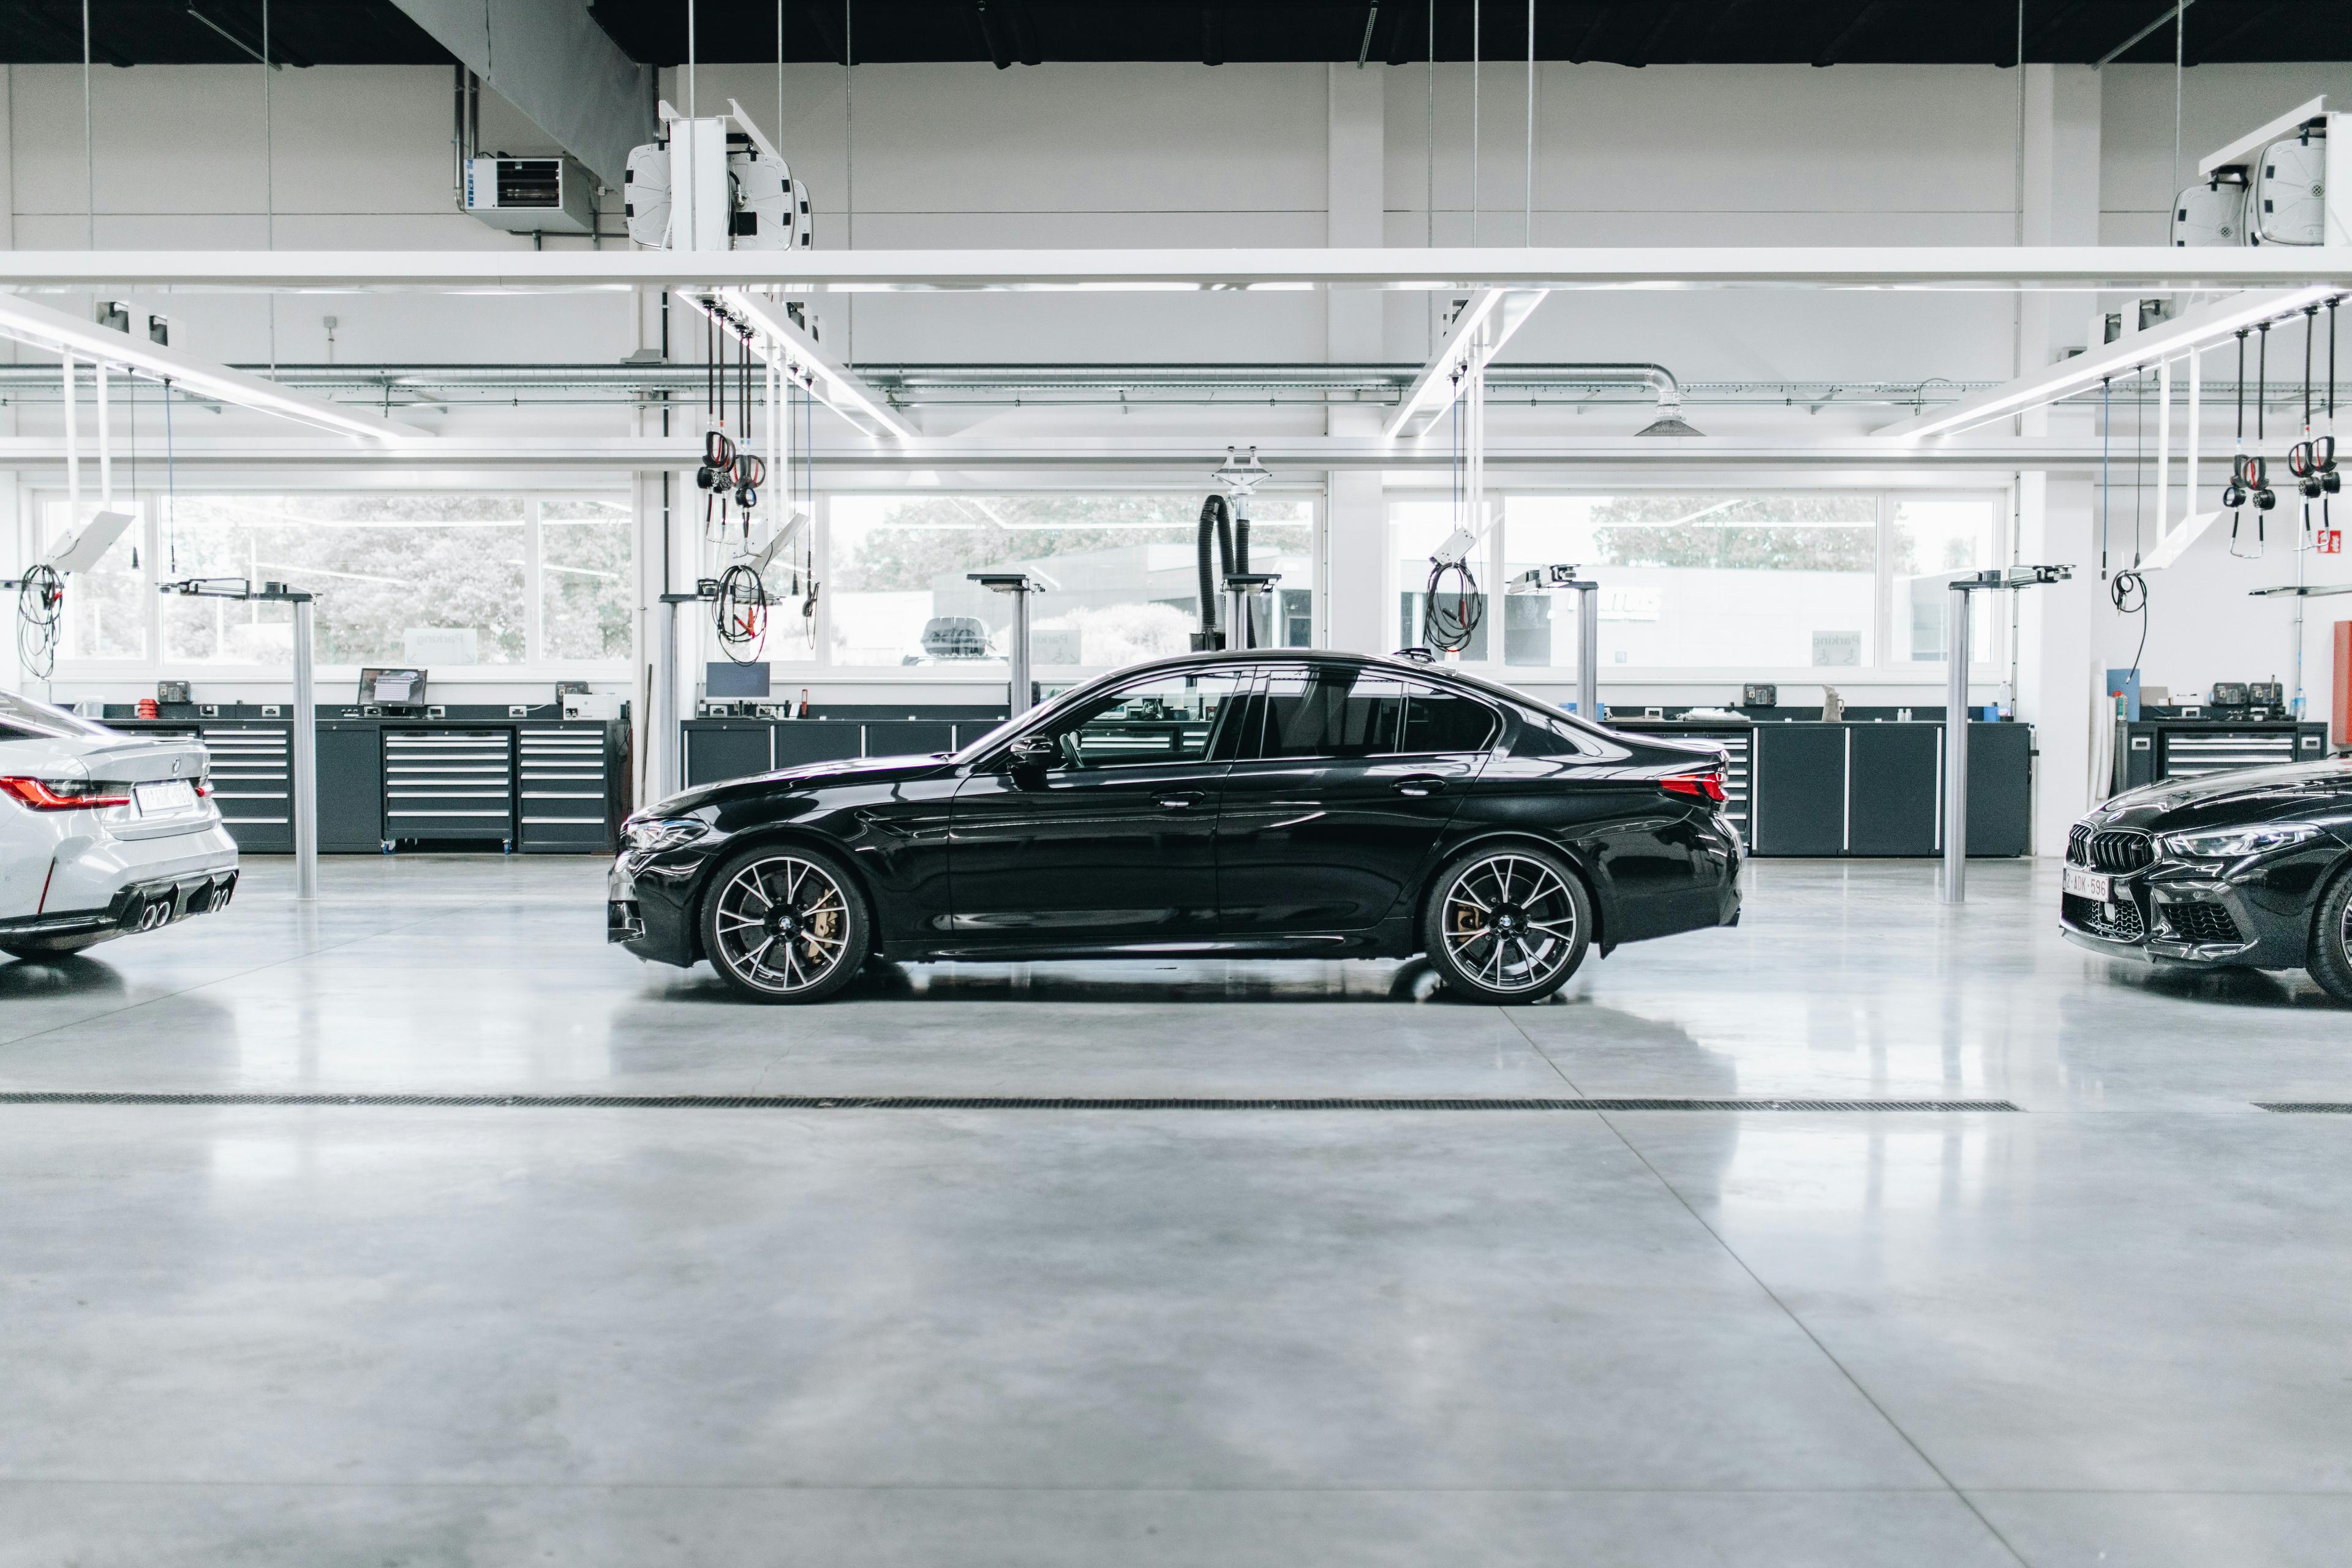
[1941,565,2075,904]
[1575,577,1599,722]
[1943,579,1972,903]
[160,578,319,899]
[290,594,317,900]
[969,572,1042,717]
[1223,571,1279,651]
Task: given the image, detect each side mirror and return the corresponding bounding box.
[1008,733,1057,775]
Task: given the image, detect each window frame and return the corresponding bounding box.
[1243,663,1505,764]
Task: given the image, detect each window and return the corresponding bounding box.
[1260,668,1407,758]
[41,490,631,675]
[1509,710,1595,759]
[1891,497,2002,663]
[1386,489,2007,676]
[1052,669,1243,769]
[826,493,1314,672]
[1505,494,1879,669]
[1399,688,1498,753]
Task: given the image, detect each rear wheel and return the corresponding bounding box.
[699,845,871,1004]
[1420,845,1592,1005]
[2307,865,2352,1003]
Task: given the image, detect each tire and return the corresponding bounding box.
[699,843,872,1004]
[2307,864,2352,1003]
[1420,844,1593,1005]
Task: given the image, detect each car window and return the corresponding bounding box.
[1507,710,1594,759]
[1398,687,1499,754]
[1259,668,1407,759]
[1052,669,1245,770]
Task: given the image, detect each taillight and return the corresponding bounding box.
[0,777,132,811]
[1659,771,1727,805]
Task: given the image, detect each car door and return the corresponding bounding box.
[1215,664,1499,936]
[947,666,1249,949]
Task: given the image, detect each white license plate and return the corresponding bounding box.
[2062,865,2111,902]
[134,780,197,815]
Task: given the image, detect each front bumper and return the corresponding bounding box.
[608,850,703,967]
[2059,855,2318,969]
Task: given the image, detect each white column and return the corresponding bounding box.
[2015,472,2099,855]
[1324,64,1387,654]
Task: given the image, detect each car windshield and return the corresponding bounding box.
[0,688,121,742]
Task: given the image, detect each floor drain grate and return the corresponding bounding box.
[2255,1102,2352,1114]
[0,1091,2022,1113]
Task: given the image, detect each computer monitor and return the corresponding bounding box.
[706,661,771,698]
[360,667,428,707]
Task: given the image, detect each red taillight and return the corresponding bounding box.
[1659,771,1727,805]
[0,777,131,811]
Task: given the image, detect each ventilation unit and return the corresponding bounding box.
[463,155,597,235]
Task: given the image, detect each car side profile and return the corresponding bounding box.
[2060,756,2352,1000]
[610,651,1743,1003]
[0,689,239,959]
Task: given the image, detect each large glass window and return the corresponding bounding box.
[1505,494,1879,670]
[827,494,1314,671]
[1891,497,2002,663]
[42,490,631,675]
[1387,489,2006,676]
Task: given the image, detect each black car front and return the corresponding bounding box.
[609,805,725,964]
[2060,761,2352,968]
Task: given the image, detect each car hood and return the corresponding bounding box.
[2095,757,2352,834]
[648,752,957,817]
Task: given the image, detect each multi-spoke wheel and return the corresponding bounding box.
[1419,845,1593,1005]
[2307,865,2352,1004]
[699,845,871,1004]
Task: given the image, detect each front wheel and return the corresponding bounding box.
[700,845,872,1004]
[1420,845,1593,1005]
[2307,864,2352,1004]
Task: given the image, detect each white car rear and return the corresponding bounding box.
[0,690,239,959]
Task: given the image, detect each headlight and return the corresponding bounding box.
[622,816,712,855]
[2160,823,2323,859]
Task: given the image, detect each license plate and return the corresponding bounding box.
[2062,865,2111,901]
[134,780,197,815]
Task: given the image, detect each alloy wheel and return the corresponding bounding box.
[1439,853,1581,995]
[710,854,854,996]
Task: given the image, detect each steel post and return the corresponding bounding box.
[1575,578,1599,720]
[290,595,318,901]
[1942,581,1971,904]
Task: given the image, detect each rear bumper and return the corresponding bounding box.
[0,867,239,948]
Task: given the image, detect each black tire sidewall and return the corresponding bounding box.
[2309,862,2352,1004]
[700,843,872,1004]
[1420,845,1592,1005]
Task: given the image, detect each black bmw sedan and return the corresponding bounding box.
[609,651,1743,1003]
[2060,757,2352,1000]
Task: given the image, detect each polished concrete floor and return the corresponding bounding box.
[2,854,2350,1567]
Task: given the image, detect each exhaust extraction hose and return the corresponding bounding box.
[1196,493,1235,642]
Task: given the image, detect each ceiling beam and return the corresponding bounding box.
[388,0,652,188]
[973,0,1013,69]
[2019,0,2094,56]
[2190,0,2286,62]
[801,1,848,66]
[9,246,2352,293]
[1626,1,1687,69]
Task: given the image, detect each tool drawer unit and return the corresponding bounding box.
[2113,720,2329,790]
[197,723,294,851]
[383,729,515,846]
[103,710,625,855]
[517,723,617,852]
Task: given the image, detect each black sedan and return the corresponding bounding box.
[2060,756,2352,999]
[609,651,1743,1003]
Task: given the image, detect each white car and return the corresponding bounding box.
[0,690,239,960]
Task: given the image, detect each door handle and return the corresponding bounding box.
[1392,775,1445,797]
[1157,791,1208,810]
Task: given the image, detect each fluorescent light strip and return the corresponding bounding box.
[0,293,416,442]
[1880,286,2335,441]
[707,290,919,441]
